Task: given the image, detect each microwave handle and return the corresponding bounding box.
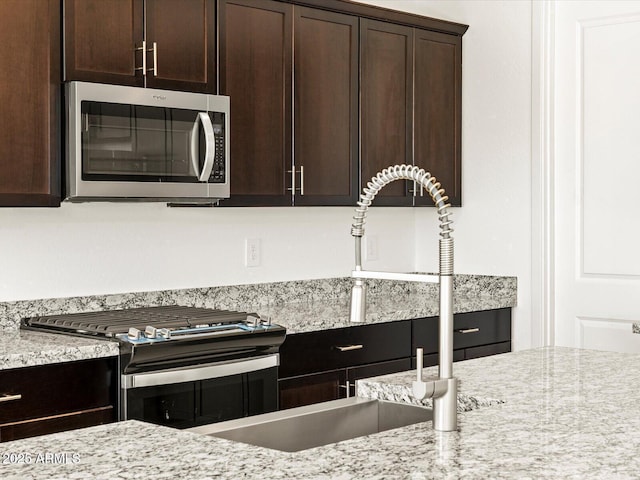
[189,112,216,182]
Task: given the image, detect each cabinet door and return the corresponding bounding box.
[293,7,359,206]
[145,0,216,93]
[278,370,346,410]
[360,19,413,206]
[218,0,293,206]
[0,0,61,207]
[0,357,117,442]
[414,29,462,206]
[64,0,144,86]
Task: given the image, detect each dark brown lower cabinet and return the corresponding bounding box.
[279,370,346,410]
[0,357,118,442]
[279,308,511,409]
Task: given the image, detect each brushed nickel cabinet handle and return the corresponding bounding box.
[135,40,147,74]
[0,394,22,403]
[150,41,158,76]
[299,166,304,196]
[335,344,363,352]
[455,328,480,334]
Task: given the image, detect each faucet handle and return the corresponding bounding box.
[412,348,428,400]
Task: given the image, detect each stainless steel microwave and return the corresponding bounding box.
[65,82,230,203]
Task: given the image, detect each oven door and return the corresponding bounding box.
[121,354,278,429]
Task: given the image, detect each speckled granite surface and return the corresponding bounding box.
[2,347,639,479]
[0,275,515,369]
[0,275,515,333]
[0,331,118,371]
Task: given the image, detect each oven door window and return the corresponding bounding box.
[80,101,224,183]
[126,382,197,429]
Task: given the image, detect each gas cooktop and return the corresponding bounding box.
[22,306,287,373]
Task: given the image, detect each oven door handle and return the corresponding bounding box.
[189,112,216,182]
[122,353,279,389]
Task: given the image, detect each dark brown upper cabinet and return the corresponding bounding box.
[360,19,414,206]
[64,0,216,93]
[218,0,293,206]
[413,29,462,207]
[220,1,358,206]
[361,21,463,207]
[293,7,359,206]
[0,0,61,207]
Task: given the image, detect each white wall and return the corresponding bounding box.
[356,1,535,350]
[0,204,415,301]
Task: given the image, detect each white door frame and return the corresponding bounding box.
[531,0,556,348]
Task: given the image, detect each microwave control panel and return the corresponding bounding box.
[209,112,226,184]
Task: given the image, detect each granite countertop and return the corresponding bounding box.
[3,347,640,479]
[0,330,118,371]
[249,292,515,335]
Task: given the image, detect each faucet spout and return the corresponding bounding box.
[348,164,456,432]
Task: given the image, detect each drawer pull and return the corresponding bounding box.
[335,344,363,352]
[456,328,480,334]
[0,394,22,403]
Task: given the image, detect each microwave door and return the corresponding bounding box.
[190,112,216,182]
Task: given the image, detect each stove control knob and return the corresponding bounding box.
[145,326,158,339]
[127,327,142,341]
[158,328,171,340]
[247,315,260,328]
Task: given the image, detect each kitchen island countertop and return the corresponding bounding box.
[2,346,639,479]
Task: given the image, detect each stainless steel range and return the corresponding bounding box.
[22,306,286,429]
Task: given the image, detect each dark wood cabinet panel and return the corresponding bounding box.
[412,308,512,363]
[453,309,511,350]
[65,0,215,92]
[0,407,114,443]
[360,19,413,205]
[64,0,144,86]
[145,0,216,92]
[0,0,61,207]
[464,341,511,360]
[414,29,462,206]
[279,370,346,410]
[294,7,358,206]
[0,357,117,442]
[218,0,293,206]
[279,320,411,378]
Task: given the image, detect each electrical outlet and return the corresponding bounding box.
[245,238,261,267]
[365,235,378,261]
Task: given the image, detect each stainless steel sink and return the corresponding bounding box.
[188,397,432,452]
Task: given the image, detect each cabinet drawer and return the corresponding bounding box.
[0,357,117,424]
[453,309,511,350]
[279,320,411,378]
[0,406,114,443]
[279,370,346,410]
[412,308,512,354]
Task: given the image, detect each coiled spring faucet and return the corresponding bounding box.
[349,164,457,432]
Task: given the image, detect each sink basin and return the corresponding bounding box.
[188,397,432,452]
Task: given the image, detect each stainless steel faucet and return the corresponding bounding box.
[349,164,457,432]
